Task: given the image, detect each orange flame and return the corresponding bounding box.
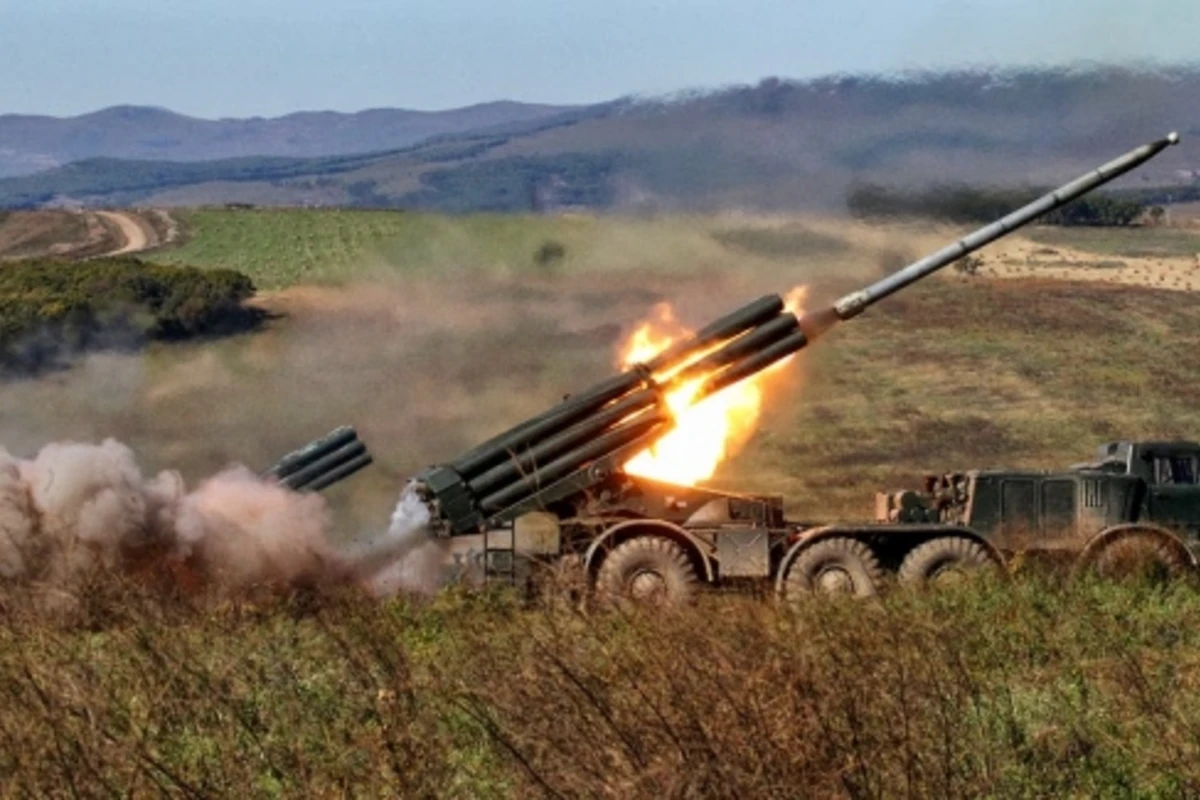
[619,289,807,486]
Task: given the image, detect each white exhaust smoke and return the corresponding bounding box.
[364,484,446,598]
[337,482,447,599]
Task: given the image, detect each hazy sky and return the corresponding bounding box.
[2,0,1196,118]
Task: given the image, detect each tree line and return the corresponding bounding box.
[847,183,1153,226]
[0,257,258,375]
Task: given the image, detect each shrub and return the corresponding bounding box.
[0,256,258,374]
[533,239,566,269]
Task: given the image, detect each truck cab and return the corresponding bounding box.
[1090,440,1200,534]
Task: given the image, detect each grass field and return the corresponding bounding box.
[6,576,1200,796]
[7,209,1200,794]
[162,208,436,288]
[736,275,1200,515]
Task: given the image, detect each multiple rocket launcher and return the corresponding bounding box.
[264,132,1182,538]
[419,293,810,534]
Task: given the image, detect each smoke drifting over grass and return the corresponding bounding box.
[0,437,440,608]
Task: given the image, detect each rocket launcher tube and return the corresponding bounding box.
[467,387,659,497]
[261,426,373,493]
[304,452,374,492]
[266,426,358,480]
[278,440,368,491]
[671,312,799,383]
[478,411,670,513]
[450,371,645,478]
[465,311,802,499]
[485,431,671,524]
[833,132,1180,320]
[642,294,784,373]
[448,293,786,479]
[698,329,809,399]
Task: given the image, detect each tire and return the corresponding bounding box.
[1078,529,1192,584]
[898,536,999,587]
[594,536,700,608]
[784,537,883,599]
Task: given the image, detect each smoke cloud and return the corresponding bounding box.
[0,437,440,607]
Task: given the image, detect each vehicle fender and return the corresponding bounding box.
[584,519,715,583]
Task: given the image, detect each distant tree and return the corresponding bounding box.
[533,240,566,270]
[847,182,1146,227]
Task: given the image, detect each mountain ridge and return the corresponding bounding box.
[2,67,1196,212]
[0,101,577,178]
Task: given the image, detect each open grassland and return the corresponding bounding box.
[1027,225,1200,260]
[735,276,1200,516]
[6,576,1200,796]
[8,210,1200,794]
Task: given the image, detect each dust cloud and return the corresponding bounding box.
[0,437,439,603]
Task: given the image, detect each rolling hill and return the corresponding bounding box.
[0,101,575,178]
[2,67,1197,212]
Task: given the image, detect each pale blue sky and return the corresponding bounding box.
[2,0,1196,118]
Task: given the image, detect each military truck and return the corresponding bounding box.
[272,133,1186,604]
[391,132,1183,605]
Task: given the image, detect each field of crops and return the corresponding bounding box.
[161,208,436,288]
[162,208,801,289]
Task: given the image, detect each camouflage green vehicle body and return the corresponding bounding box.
[871,441,1200,572]
[440,436,1200,601]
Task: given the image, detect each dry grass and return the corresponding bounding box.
[4,575,1200,797]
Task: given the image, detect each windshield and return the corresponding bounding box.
[1153,455,1200,485]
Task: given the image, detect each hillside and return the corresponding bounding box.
[1,67,1197,212]
[0,101,574,178]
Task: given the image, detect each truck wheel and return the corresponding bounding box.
[898,536,998,587]
[784,537,883,599]
[1077,528,1193,583]
[595,536,699,608]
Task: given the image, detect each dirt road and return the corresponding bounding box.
[95,210,151,255]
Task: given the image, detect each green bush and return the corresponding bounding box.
[0,257,257,373]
